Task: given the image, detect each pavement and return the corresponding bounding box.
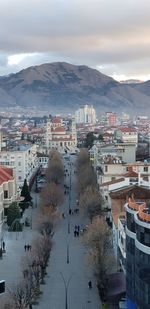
[0,190,40,297]
[33,155,101,309]
[0,155,101,309]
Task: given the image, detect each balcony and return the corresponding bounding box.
[138,208,150,223]
[128,198,150,223]
[128,198,146,212]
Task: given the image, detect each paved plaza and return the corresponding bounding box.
[0,155,101,309]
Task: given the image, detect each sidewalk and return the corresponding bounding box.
[0,191,40,297]
[34,156,101,309]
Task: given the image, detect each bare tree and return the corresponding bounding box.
[46,150,64,184]
[40,182,64,211]
[84,217,114,291]
[7,279,35,309]
[76,148,90,170]
[79,185,102,221]
[77,165,96,196]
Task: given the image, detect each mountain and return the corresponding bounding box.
[120,79,143,84]
[0,62,149,114]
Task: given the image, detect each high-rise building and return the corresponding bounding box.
[75,105,96,124]
[125,197,150,309]
[106,112,116,126]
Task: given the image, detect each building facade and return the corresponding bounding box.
[0,166,17,236]
[0,143,38,187]
[75,104,96,124]
[125,198,150,309]
[45,116,77,152]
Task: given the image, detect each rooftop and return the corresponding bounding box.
[0,166,13,185]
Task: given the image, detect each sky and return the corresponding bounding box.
[0,0,150,81]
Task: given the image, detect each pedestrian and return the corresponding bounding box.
[77,225,80,233]
[69,209,72,215]
[27,244,30,251]
[2,241,5,251]
[62,213,65,219]
[88,281,92,289]
[74,230,76,237]
[29,245,32,251]
[24,244,27,251]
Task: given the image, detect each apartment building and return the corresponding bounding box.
[0,143,38,187]
[125,197,150,309]
[75,104,96,124]
[0,166,17,236]
[115,128,138,145]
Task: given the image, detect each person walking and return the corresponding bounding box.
[88,281,92,289]
[24,244,27,251]
[2,241,5,251]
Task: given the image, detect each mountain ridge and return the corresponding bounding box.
[0,62,149,114]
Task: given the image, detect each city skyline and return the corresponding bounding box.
[0,0,150,81]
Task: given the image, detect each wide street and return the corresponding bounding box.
[34,154,101,309]
[0,154,101,309]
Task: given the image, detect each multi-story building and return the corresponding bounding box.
[0,166,17,237]
[106,112,117,126]
[0,143,38,187]
[75,104,96,124]
[125,197,150,309]
[45,116,77,152]
[115,128,138,145]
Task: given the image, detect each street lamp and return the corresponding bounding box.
[67,218,70,234]
[60,272,72,309]
[66,240,70,264]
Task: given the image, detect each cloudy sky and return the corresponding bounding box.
[0,0,150,81]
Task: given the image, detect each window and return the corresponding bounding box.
[18,162,21,166]
[105,165,108,172]
[18,176,22,180]
[144,166,148,172]
[4,191,8,199]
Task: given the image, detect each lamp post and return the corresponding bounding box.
[67,218,70,234]
[66,240,70,264]
[60,272,72,309]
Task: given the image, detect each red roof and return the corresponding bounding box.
[52,117,61,124]
[52,137,73,141]
[100,178,125,187]
[20,126,28,133]
[0,166,14,185]
[53,127,65,132]
[120,127,137,133]
[123,171,138,178]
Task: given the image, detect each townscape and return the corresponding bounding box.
[0,1,150,308]
[0,104,149,309]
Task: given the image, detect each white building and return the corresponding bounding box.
[115,127,138,145]
[75,104,96,124]
[45,116,77,153]
[0,143,38,187]
[0,166,17,236]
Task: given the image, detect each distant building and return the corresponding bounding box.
[115,127,138,145]
[75,105,96,124]
[45,116,77,152]
[106,112,116,126]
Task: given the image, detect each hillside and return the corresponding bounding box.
[0,62,149,114]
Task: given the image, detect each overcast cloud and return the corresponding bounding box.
[0,0,150,80]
